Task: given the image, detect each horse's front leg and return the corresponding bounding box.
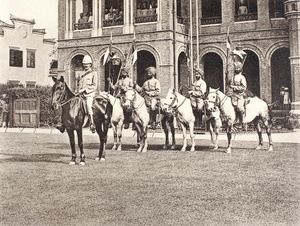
[254,119,263,150]
[263,119,273,151]
[214,119,220,150]
[209,120,216,149]
[95,122,107,161]
[141,124,148,153]
[162,116,169,149]
[67,129,76,165]
[77,129,85,165]
[226,121,233,153]
[111,122,118,151]
[117,120,123,151]
[181,123,187,152]
[189,121,195,152]
[170,116,176,150]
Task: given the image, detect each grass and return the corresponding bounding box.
[0,133,299,226]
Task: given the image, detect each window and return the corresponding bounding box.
[10,49,23,67]
[27,50,35,68]
[74,0,93,30]
[201,0,222,25]
[270,0,285,18]
[103,0,124,27]
[235,0,258,22]
[136,0,157,23]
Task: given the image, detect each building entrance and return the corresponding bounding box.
[136,50,156,86]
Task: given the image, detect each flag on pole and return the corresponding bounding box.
[186,28,191,67]
[103,33,112,65]
[129,30,137,65]
[226,27,232,53]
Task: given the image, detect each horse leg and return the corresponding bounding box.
[189,121,195,152]
[111,123,118,151]
[95,123,107,161]
[264,119,273,151]
[208,120,215,148]
[136,125,143,152]
[170,116,176,150]
[77,129,85,165]
[226,122,233,153]
[67,129,76,165]
[181,123,187,152]
[162,116,169,149]
[254,119,264,150]
[214,119,220,150]
[117,120,123,151]
[141,126,148,153]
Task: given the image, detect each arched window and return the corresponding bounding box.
[136,0,157,23]
[103,0,124,27]
[270,0,285,18]
[291,3,296,11]
[201,0,222,25]
[235,0,258,22]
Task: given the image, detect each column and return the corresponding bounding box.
[257,0,271,29]
[157,0,162,30]
[69,0,73,38]
[92,0,98,36]
[124,0,130,33]
[65,0,69,39]
[285,0,300,122]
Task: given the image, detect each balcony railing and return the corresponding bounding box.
[135,14,157,23]
[103,19,124,27]
[74,22,93,30]
[201,16,222,25]
[234,13,258,22]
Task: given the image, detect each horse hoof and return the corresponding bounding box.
[117,146,122,151]
[163,145,168,150]
[137,148,142,153]
[181,148,186,152]
[141,149,147,153]
[190,148,195,152]
[100,158,106,161]
[79,161,86,166]
[256,145,263,150]
[69,161,76,165]
[226,148,231,154]
[213,145,218,150]
[268,146,274,152]
[94,157,100,161]
[170,145,176,150]
[111,146,117,151]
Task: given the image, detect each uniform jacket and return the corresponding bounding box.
[141,77,161,97]
[78,70,97,97]
[114,77,133,94]
[230,73,247,95]
[191,79,207,97]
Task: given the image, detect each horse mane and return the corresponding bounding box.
[64,82,75,98]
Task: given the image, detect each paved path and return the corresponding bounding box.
[1,127,299,144]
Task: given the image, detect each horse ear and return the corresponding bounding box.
[52,76,57,82]
[59,76,65,82]
[216,87,220,91]
[172,88,175,93]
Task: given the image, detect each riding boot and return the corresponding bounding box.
[150,112,156,129]
[89,114,96,133]
[56,120,65,133]
[123,110,130,129]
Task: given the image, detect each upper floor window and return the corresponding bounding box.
[235,0,258,22]
[103,0,124,27]
[27,50,35,68]
[270,0,285,18]
[177,0,184,24]
[201,0,222,25]
[74,0,93,30]
[10,48,23,67]
[136,0,157,23]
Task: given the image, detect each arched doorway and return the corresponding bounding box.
[70,55,84,92]
[244,50,260,96]
[203,52,224,91]
[271,48,291,108]
[103,53,122,92]
[136,50,156,86]
[178,52,189,94]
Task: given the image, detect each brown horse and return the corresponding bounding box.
[51,76,112,164]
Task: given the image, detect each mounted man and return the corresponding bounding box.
[189,67,207,127]
[135,66,160,129]
[55,55,97,133]
[229,61,247,128]
[108,67,134,129]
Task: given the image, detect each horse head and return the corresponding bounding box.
[205,87,219,112]
[123,88,136,111]
[51,76,66,110]
[163,88,178,111]
[159,98,173,114]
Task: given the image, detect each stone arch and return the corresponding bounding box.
[137,44,161,71]
[265,41,289,62]
[95,46,125,70]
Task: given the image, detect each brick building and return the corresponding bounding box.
[57,0,300,116]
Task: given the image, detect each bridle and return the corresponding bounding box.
[205,90,227,112]
[166,91,187,112]
[124,89,145,111]
[53,82,80,107]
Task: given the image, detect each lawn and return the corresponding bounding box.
[0,132,299,226]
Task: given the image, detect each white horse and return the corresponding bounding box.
[99,92,124,151]
[123,88,149,152]
[163,88,195,152]
[205,88,273,153]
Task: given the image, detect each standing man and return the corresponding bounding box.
[135,66,160,129]
[189,68,207,126]
[229,61,247,128]
[108,68,134,129]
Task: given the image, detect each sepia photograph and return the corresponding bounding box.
[0,0,299,225]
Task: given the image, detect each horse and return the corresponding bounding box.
[99,91,124,151]
[163,88,195,152]
[157,98,176,150]
[123,88,149,152]
[205,87,273,153]
[51,76,112,164]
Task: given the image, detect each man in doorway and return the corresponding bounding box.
[189,68,207,127]
[108,68,134,129]
[135,66,161,129]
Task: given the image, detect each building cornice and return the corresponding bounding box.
[10,14,35,25]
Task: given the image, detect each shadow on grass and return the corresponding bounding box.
[0,153,69,163]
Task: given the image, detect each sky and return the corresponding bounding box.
[0,0,58,39]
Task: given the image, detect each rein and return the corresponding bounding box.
[125,90,145,111]
[55,83,81,107]
[168,92,187,111]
